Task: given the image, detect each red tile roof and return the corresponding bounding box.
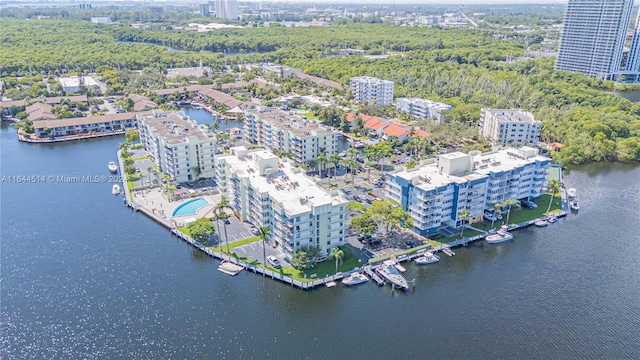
[383,122,410,137]
[412,129,432,138]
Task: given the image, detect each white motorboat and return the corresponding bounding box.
[376,263,409,290]
[108,161,118,173]
[217,261,243,276]
[414,251,440,265]
[486,225,514,244]
[342,272,369,286]
[112,184,121,195]
[535,219,549,227]
[567,188,577,199]
[547,215,557,223]
[570,200,580,211]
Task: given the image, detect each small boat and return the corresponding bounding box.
[535,219,549,227]
[570,200,580,211]
[376,262,409,290]
[108,161,118,173]
[342,272,369,286]
[486,225,514,244]
[547,215,557,223]
[567,188,577,199]
[112,184,121,195]
[217,261,243,276]
[414,251,440,265]
[442,247,455,257]
[325,281,337,288]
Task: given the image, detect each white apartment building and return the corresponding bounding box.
[138,111,216,183]
[386,147,551,236]
[480,108,541,146]
[57,76,100,94]
[215,0,238,19]
[90,17,112,24]
[214,147,348,256]
[243,107,338,164]
[349,76,394,106]
[556,0,633,80]
[395,97,452,123]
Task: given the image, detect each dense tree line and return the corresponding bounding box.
[1,18,639,163]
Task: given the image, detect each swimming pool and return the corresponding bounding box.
[172,198,209,217]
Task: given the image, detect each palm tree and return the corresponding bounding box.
[316,154,327,179]
[328,153,341,186]
[499,198,521,225]
[216,196,233,253]
[491,203,502,229]
[546,179,562,214]
[330,247,344,273]
[459,210,471,237]
[259,226,272,271]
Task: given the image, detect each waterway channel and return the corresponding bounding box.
[1,122,638,359]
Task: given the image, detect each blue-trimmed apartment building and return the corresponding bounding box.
[386,147,552,236]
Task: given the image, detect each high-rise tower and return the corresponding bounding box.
[625,11,640,74]
[556,0,633,80]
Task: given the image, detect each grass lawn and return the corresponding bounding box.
[472,193,563,231]
[290,109,319,121]
[276,247,362,282]
[210,235,261,253]
[219,244,362,282]
[178,226,190,236]
[132,156,151,161]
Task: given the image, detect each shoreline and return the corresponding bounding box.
[117,149,569,291]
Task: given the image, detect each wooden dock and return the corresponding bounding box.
[363,266,385,286]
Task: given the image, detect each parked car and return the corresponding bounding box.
[267,255,282,269]
[521,200,538,209]
[224,219,231,225]
[251,227,259,235]
[483,211,503,221]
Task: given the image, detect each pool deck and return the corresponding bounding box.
[131,187,220,227]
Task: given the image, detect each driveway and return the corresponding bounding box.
[234,240,288,266]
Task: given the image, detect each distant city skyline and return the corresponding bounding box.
[0,0,572,4]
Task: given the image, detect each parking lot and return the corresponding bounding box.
[129,148,156,188]
[234,240,288,267]
[217,216,256,243]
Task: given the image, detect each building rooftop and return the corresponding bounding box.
[26,102,55,121]
[392,147,550,189]
[471,147,549,175]
[220,148,347,216]
[397,97,451,110]
[247,107,334,137]
[295,73,344,90]
[33,111,148,130]
[128,94,158,111]
[138,111,214,144]
[392,160,487,192]
[350,76,394,85]
[383,122,410,137]
[57,76,99,88]
[483,109,537,123]
[1,95,88,109]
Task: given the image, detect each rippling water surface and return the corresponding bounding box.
[1,123,639,359]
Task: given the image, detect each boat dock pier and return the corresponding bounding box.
[363,266,385,286]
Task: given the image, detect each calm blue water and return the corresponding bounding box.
[172,197,209,217]
[1,122,639,359]
[180,107,243,131]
